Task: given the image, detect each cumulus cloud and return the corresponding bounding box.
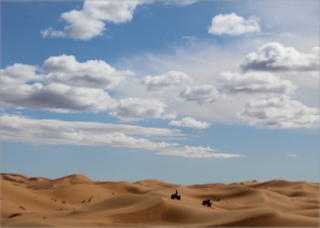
[41,12,105,40]
[239,42,319,72]
[178,85,220,104]
[217,71,296,95]
[0,64,43,86]
[41,1,145,40]
[208,12,260,36]
[237,96,319,128]
[169,117,211,129]
[141,70,192,91]
[0,55,134,112]
[41,0,199,40]
[0,115,179,150]
[43,55,132,89]
[1,83,115,113]
[157,146,245,159]
[111,97,176,121]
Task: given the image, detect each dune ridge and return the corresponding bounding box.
[1,173,319,226]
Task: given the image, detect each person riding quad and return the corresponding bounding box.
[202,198,212,206]
[171,189,181,200]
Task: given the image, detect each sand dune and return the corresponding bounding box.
[1,173,319,226]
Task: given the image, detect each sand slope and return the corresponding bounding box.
[1,173,319,226]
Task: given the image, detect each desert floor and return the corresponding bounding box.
[1,173,319,227]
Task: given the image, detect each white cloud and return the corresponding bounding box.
[0,55,135,113]
[163,0,198,6]
[41,11,106,40]
[0,115,180,150]
[0,64,43,86]
[1,83,115,113]
[81,1,142,23]
[141,70,192,91]
[41,1,145,40]
[208,12,260,36]
[111,97,176,121]
[40,27,65,38]
[178,85,220,104]
[157,146,245,159]
[237,96,319,128]
[86,133,174,150]
[182,36,199,42]
[40,0,200,41]
[287,154,298,157]
[43,55,132,89]
[217,71,296,95]
[239,42,319,72]
[169,117,211,129]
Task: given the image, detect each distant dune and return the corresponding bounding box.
[1,173,319,226]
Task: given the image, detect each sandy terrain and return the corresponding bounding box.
[1,173,319,226]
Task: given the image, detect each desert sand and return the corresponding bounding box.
[1,173,319,227]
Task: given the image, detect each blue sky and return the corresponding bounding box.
[1,0,319,185]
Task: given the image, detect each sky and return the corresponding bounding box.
[1,0,319,185]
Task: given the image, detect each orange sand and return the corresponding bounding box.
[1,173,319,226]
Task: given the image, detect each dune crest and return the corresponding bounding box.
[1,173,319,226]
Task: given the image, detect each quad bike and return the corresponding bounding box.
[171,193,181,200]
[202,199,212,207]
